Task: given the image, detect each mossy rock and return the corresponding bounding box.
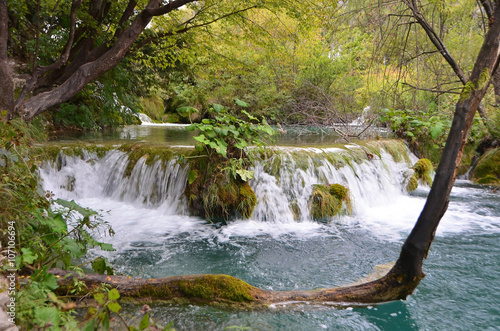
[471,148,500,185]
[185,156,257,221]
[309,184,352,221]
[140,95,165,122]
[406,175,418,192]
[414,158,433,186]
[34,142,116,162]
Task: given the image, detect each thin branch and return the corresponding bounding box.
[402,0,467,84]
[401,82,461,94]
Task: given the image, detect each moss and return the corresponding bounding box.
[309,184,351,221]
[471,148,500,184]
[163,113,180,123]
[140,95,165,122]
[118,143,189,177]
[329,184,347,200]
[475,175,500,184]
[413,158,433,187]
[134,284,173,299]
[177,275,254,302]
[460,81,476,102]
[406,175,418,192]
[34,143,115,161]
[378,140,412,164]
[237,182,258,218]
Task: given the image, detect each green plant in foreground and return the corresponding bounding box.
[185,99,275,181]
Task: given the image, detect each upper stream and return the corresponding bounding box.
[41,125,500,330]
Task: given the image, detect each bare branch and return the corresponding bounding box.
[402,0,467,85]
[401,82,461,95]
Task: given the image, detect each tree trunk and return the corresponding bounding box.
[0,0,14,120]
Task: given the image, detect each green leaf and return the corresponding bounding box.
[108,288,120,301]
[49,213,68,234]
[140,313,150,330]
[430,123,444,140]
[34,307,60,327]
[98,242,115,251]
[61,237,85,257]
[241,109,256,120]
[236,169,255,182]
[107,301,121,313]
[193,134,210,144]
[81,320,96,331]
[92,257,114,275]
[21,247,37,264]
[188,169,198,184]
[94,292,106,305]
[212,104,224,113]
[41,273,59,291]
[55,199,97,217]
[102,311,110,330]
[234,98,249,108]
[177,106,199,116]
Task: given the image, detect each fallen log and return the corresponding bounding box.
[49,265,421,306]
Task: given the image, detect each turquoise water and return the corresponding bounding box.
[109,211,500,330]
[42,126,500,330]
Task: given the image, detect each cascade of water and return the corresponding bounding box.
[138,113,153,123]
[40,142,418,224]
[40,150,189,215]
[249,145,417,223]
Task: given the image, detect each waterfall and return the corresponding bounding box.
[138,113,154,124]
[39,140,418,225]
[40,149,189,215]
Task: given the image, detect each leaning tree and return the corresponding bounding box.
[1,0,309,121]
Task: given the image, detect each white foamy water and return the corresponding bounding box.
[39,144,500,248]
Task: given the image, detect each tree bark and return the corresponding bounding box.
[9,0,199,120]
[0,0,14,120]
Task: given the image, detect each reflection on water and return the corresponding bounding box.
[49,124,389,147]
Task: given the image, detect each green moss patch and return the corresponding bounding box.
[406,158,434,192]
[309,183,352,221]
[177,275,254,302]
[118,143,194,177]
[34,142,116,161]
[471,148,500,185]
[140,95,165,122]
[134,284,173,299]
